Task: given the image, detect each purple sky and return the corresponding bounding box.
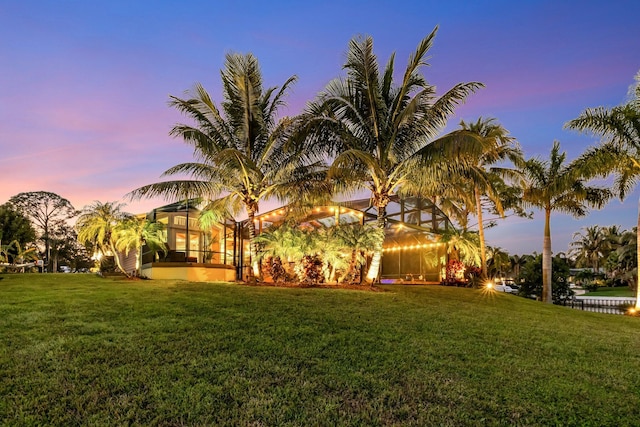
[1,0,639,255]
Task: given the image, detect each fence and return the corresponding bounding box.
[565,297,636,315]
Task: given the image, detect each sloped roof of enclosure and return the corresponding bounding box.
[251,195,453,241]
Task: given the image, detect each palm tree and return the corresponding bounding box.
[304,27,485,284]
[76,201,130,277]
[254,222,313,278]
[487,246,511,278]
[509,254,527,279]
[566,70,640,308]
[453,117,522,277]
[570,225,605,273]
[114,217,167,277]
[612,228,637,291]
[129,53,328,280]
[439,227,481,267]
[333,223,384,284]
[519,141,611,303]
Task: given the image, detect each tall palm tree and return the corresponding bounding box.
[519,141,611,303]
[129,53,328,279]
[304,27,485,284]
[566,70,640,308]
[76,201,130,276]
[114,217,167,277]
[453,117,522,277]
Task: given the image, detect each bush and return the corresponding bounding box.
[517,254,574,303]
[295,255,323,285]
[262,256,290,284]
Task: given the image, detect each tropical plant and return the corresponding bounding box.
[76,201,130,276]
[114,217,167,277]
[8,191,77,272]
[566,70,640,308]
[453,117,522,277]
[0,203,36,252]
[1,240,38,272]
[486,246,511,278]
[570,225,606,273]
[606,228,638,290]
[129,53,328,280]
[314,226,349,283]
[333,223,383,284]
[518,254,573,303]
[303,27,485,284]
[519,141,611,303]
[509,254,527,279]
[439,227,481,267]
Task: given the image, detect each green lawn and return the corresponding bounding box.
[1,274,639,426]
[584,286,636,297]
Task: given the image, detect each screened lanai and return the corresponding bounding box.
[139,195,455,283]
[250,195,453,283]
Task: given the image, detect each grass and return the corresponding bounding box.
[1,274,640,426]
[584,286,636,297]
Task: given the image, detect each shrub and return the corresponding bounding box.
[295,255,323,285]
[517,254,574,303]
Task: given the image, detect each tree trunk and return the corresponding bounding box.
[365,205,386,285]
[475,186,487,278]
[110,241,131,278]
[247,207,261,281]
[542,208,553,303]
[635,199,640,310]
[135,243,142,277]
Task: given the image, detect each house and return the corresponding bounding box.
[139,195,453,283]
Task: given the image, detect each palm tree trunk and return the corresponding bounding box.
[110,241,131,278]
[635,199,640,310]
[542,208,553,303]
[136,242,142,277]
[246,207,261,281]
[365,205,386,285]
[475,186,488,278]
[347,250,357,283]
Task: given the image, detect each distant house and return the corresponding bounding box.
[139,195,454,283]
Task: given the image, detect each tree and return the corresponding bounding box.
[0,203,36,250]
[570,225,606,273]
[129,53,327,280]
[0,240,38,272]
[48,223,93,272]
[114,217,167,277]
[304,27,485,284]
[509,254,527,279]
[76,201,130,276]
[453,117,522,277]
[487,246,511,278]
[519,142,611,303]
[8,191,77,272]
[609,228,637,290]
[333,223,384,284]
[439,227,481,267]
[566,70,640,309]
[518,254,573,303]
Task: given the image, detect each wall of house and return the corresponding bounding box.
[141,263,236,282]
[119,251,138,276]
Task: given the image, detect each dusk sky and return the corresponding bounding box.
[1,0,639,255]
